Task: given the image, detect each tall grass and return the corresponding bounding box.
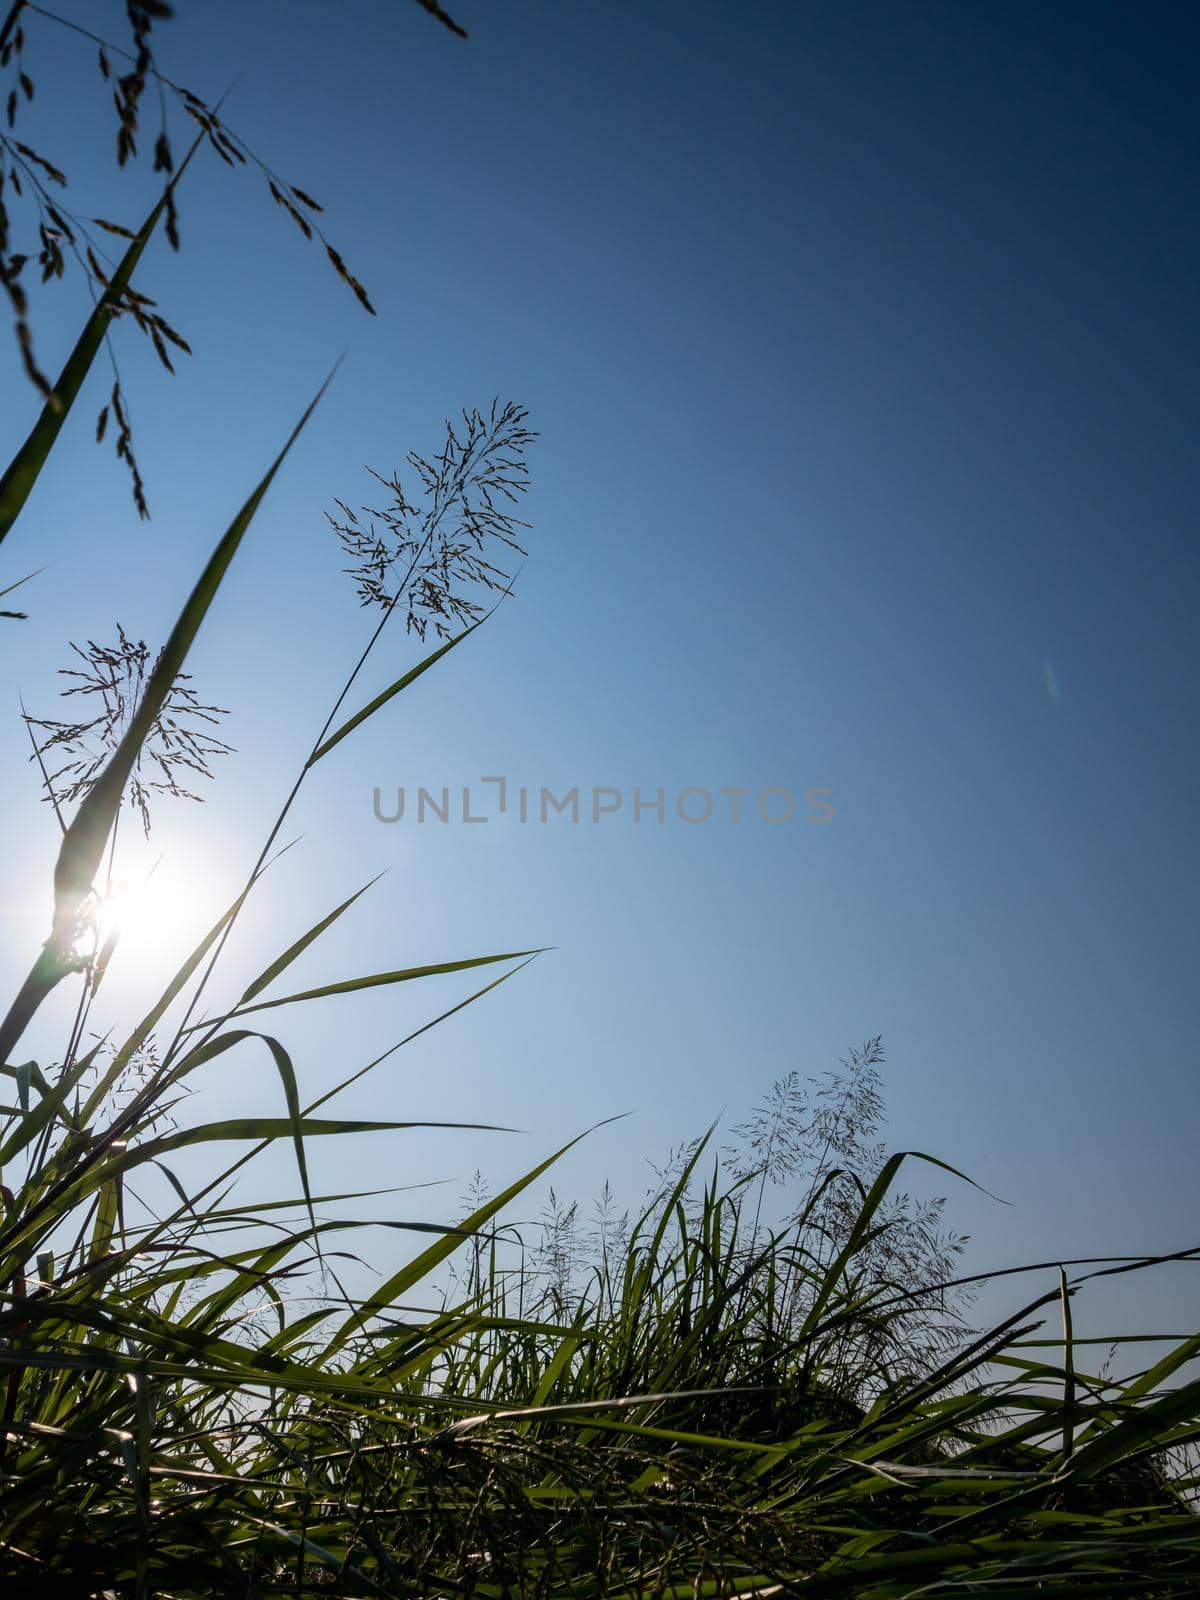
[3,453,1199,1590]
[1,28,1199,1595]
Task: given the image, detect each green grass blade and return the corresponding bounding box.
[257,1032,317,1241]
[0,565,45,619]
[307,613,487,765]
[0,1042,104,1169]
[0,378,332,1071]
[328,1130,595,1354]
[77,885,251,1125]
[237,876,382,1004]
[50,378,332,949]
[189,949,539,1027]
[0,140,202,549]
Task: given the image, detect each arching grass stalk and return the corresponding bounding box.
[163,399,536,1066]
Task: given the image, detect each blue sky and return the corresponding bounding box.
[1,0,1197,1328]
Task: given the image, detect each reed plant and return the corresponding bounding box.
[1,7,1199,1594]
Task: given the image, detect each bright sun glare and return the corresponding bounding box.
[90,868,205,960]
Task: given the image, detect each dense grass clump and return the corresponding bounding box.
[3,1026,1200,1596]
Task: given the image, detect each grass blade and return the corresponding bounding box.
[307,612,488,766]
[0,140,202,549]
[237,876,382,1004]
[188,949,539,1027]
[0,377,331,1069]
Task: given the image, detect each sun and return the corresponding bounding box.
[89,864,209,962]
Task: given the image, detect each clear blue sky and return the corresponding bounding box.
[1,1,1197,1330]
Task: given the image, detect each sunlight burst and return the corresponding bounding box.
[89,866,206,961]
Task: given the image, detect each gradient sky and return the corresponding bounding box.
[1,0,1197,1333]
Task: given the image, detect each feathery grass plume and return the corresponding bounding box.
[0,0,182,412]
[329,399,536,640]
[0,154,203,550]
[0,0,466,370]
[23,623,232,835]
[724,1039,971,1377]
[146,400,537,1077]
[0,383,326,1077]
[531,1185,581,1307]
[0,0,456,524]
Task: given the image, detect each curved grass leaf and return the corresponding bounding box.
[237,875,382,1005]
[0,139,203,550]
[329,1129,598,1354]
[307,612,487,766]
[0,377,332,1069]
[191,948,540,1027]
